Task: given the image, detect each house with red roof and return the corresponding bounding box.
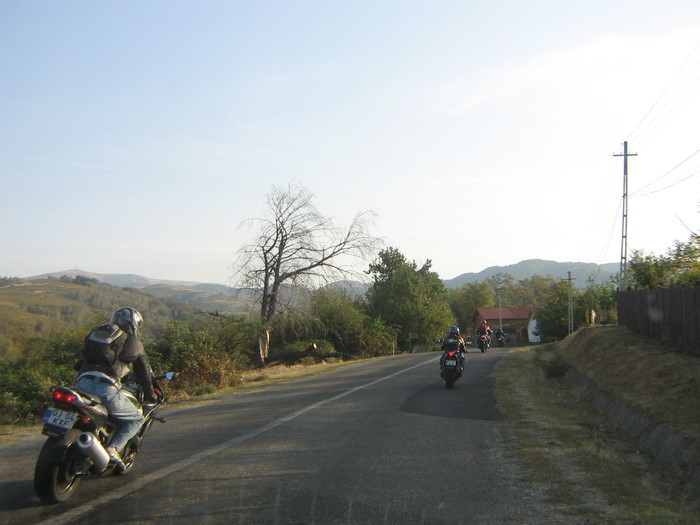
[471,306,540,343]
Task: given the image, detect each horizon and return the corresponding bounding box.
[17,257,620,286]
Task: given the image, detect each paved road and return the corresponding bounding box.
[0,349,566,524]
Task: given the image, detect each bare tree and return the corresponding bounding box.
[232,183,380,363]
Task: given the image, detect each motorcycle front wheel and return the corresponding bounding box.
[34,438,83,504]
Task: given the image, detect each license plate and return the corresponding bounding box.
[445,360,457,366]
[42,408,78,430]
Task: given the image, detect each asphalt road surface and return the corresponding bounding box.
[0,349,569,524]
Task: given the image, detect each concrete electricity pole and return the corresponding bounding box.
[613,141,637,291]
[564,271,576,335]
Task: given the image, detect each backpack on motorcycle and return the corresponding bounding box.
[442,338,461,351]
[83,323,126,366]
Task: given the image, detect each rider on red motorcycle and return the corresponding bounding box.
[477,320,492,348]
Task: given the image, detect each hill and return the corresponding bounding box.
[0,277,203,356]
[26,269,256,314]
[443,259,617,289]
[27,269,207,289]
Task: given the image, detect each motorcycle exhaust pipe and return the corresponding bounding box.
[76,432,110,471]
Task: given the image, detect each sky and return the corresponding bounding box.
[2,1,699,285]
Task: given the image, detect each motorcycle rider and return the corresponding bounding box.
[494,326,506,346]
[75,307,158,470]
[440,326,466,374]
[477,320,492,348]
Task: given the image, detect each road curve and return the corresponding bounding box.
[0,349,566,524]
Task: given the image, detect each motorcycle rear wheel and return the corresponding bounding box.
[34,439,82,504]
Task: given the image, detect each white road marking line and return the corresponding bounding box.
[39,357,435,525]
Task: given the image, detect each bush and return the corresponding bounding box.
[148,318,255,394]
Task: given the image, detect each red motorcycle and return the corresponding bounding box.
[477,334,490,353]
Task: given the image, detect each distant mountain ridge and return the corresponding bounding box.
[443,259,618,289]
[26,269,207,289]
[25,269,253,314]
[26,259,618,306]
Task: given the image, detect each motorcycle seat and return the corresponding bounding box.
[74,389,105,404]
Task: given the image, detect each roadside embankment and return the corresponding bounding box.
[552,325,700,498]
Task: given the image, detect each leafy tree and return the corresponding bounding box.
[628,250,671,289]
[448,281,495,330]
[535,281,575,339]
[628,234,699,289]
[578,279,617,325]
[511,275,560,307]
[308,287,396,357]
[310,288,366,355]
[366,247,453,351]
[667,234,700,287]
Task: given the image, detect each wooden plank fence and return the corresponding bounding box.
[616,285,700,355]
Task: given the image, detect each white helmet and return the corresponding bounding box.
[111,307,143,336]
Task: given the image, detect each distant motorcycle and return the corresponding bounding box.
[440,349,463,388]
[34,371,177,504]
[496,334,506,347]
[477,334,490,353]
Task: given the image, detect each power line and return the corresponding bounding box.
[595,197,623,265]
[628,36,700,145]
[632,146,700,193]
[634,71,700,149]
[634,169,699,197]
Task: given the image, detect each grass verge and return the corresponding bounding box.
[496,342,700,524]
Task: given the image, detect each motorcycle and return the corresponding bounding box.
[440,350,463,388]
[34,371,177,504]
[477,334,490,353]
[496,334,506,347]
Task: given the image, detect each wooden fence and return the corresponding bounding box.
[616,285,700,355]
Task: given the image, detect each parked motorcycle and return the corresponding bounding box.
[34,371,177,504]
[440,350,463,388]
[477,334,490,353]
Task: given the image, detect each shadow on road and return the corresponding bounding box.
[400,357,504,421]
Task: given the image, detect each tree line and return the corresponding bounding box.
[4,184,694,424]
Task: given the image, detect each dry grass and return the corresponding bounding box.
[496,325,700,523]
[557,325,700,444]
[236,359,351,391]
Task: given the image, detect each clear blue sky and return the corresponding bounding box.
[2,1,699,284]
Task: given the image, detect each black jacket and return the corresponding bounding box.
[79,333,157,402]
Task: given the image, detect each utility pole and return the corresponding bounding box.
[564,271,576,335]
[497,287,503,328]
[613,141,637,291]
